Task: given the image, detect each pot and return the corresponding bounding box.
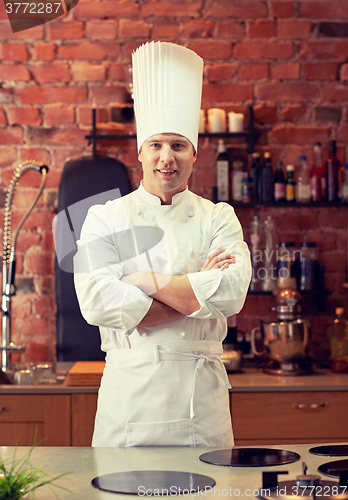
[251,319,310,363]
[221,345,243,372]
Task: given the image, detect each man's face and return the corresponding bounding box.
[138,133,197,204]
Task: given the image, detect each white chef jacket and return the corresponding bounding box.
[74,183,251,447]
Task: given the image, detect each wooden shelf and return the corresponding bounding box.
[84,131,255,141]
[248,289,331,296]
[85,106,260,155]
[232,201,348,208]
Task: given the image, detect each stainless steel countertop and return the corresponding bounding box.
[228,367,348,392]
[0,443,344,499]
[0,367,347,394]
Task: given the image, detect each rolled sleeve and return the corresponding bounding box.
[186,269,224,319]
[186,202,251,320]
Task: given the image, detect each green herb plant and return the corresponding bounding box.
[0,443,70,500]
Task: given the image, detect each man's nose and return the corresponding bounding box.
[160,145,174,164]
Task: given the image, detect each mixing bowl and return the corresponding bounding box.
[251,318,310,363]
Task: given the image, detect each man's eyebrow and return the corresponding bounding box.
[171,138,189,144]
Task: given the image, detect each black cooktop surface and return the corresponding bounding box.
[310,445,348,456]
[199,448,301,467]
[318,459,348,478]
[91,470,216,495]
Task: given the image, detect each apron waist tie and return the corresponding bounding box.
[106,341,231,420]
[190,355,206,419]
[189,353,231,419]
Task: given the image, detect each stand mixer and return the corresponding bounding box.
[251,285,312,375]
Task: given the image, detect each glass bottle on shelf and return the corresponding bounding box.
[263,215,277,292]
[232,160,244,202]
[338,162,346,201]
[285,164,296,202]
[216,140,230,202]
[310,142,326,202]
[330,307,348,373]
[242,174,252,203]
[299,241,318,291]
[261,152,274,203]
[277,241,297,289]
[341,164,348,202]
[250,152,261,202]
[296,155,311,203]
[326,140,341,202]
[273,161,286,202]
[250,214,262,292]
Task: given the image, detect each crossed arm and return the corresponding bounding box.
[120,248,235,327]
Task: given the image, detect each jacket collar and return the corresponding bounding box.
[138,181,189,207]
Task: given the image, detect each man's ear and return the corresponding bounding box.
[138,148,142,162]
[193,149,197,164]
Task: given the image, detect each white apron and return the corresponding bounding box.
[75,186,250,447]
[92,339,233,447]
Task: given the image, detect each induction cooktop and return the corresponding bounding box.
[318,459,348,478]
[91,470,216,495]
[309,445,348,457]
[199,448,301,467]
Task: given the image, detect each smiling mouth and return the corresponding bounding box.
[156,169,177,175]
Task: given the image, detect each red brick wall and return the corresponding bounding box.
[1,0,348,362]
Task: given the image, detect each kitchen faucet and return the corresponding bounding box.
[1,161,48,378]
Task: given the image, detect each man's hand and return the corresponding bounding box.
[199,248,235,272]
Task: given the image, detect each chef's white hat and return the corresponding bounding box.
[132,41,203,152]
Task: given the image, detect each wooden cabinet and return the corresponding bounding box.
[71,393,97,446]
[0,394,70,446]
[0,392,97,447]
[1,383,346,447]
[231,391,348,445]
[69,389,348,446]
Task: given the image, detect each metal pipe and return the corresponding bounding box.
[1,161,48,375]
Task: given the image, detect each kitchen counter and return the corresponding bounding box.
[0,362,98,394]
[228,367,348,392]
[0,383,98,394]
[0,367,347,393]
[0,367,347,446]
[0,443,345,499]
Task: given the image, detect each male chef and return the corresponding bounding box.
[74,41,251,447]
